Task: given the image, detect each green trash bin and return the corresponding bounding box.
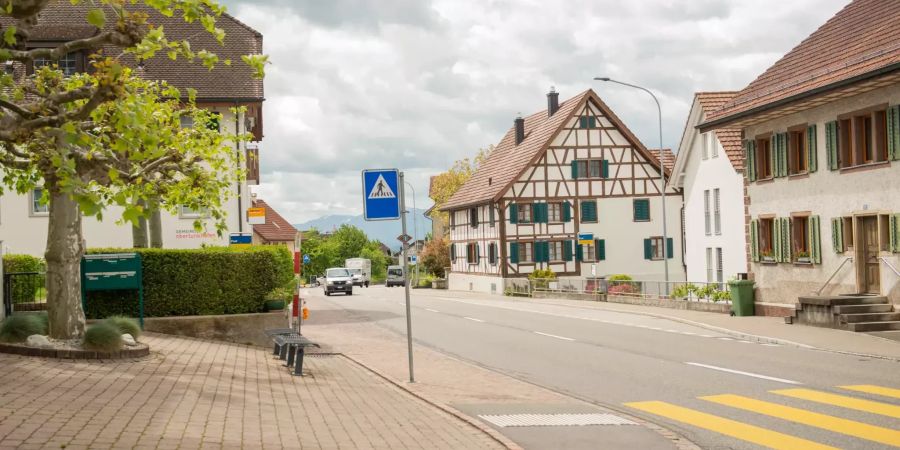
[729,280,755,316]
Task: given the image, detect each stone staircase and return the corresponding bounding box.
[796,295,900,332]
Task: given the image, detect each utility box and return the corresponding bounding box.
[81,253,144,328]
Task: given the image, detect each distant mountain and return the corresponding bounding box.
[295,208,432,251]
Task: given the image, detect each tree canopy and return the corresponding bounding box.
[300,225,392,282]
[428,146,492,221]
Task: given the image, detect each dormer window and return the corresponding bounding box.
[32,52,82,76]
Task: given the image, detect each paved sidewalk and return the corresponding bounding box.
[418,289,900,360]
[0,333,504,449]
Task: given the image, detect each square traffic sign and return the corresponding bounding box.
[362,169,401,221]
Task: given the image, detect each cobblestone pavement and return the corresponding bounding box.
[0,333,504,449]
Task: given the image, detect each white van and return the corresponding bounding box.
[386,265,405,287]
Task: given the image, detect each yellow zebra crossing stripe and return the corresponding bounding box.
[772,388,900,419]
[702,394,900,447]
[839,385,900,400]
[624,401,837,450]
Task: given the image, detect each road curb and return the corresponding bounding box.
[336,353,524,450]
[516,297,900,362]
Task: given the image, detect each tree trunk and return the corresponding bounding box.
[149,204,163,248]
[45,191,86,339]
[132,198,148,248]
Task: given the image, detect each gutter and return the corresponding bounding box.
[698,62,900,132]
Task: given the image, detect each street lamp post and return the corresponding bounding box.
[405,181,419,286]
[593,77,669,289]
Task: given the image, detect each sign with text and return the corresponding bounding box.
[578,232,594,245]
[362,169,401,221]
[247,207,266,225]
[229,233,252,247]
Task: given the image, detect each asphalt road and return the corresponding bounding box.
[306,285,900,450]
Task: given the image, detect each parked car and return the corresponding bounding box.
[386,265,406,287]
[323,267,353,296]
[345,258,371,287]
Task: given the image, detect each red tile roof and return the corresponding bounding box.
[695,92,743,170]
[252,200,298,243]
[441,89,667,211]
[648,149,676,173]
[3,1,264,101]
[704,0,900,126]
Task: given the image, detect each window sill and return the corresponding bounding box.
[792,261,814,267]
[634,219,651,223]
[839,161,891,174]
[755,177,775,184]
[787,172,809,180]
[758,260,778,265]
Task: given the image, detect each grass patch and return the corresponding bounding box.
[83,322,123,352]
[103,315,141,339]
[0,314,48,343]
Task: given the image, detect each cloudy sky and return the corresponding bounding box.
[221,0,849,224]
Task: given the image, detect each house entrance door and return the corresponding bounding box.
[858,216,880,294]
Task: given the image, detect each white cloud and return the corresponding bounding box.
[226,0,849,223]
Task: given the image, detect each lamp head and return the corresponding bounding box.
[594,77,610,81]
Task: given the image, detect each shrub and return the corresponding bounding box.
[0,314,48,342]
[83,322,124,352]
[672,283,698,299]
[104,316,141,339]
[83,246,294,318]
[607,274,633,282]
[2,254,46,304]
[528,269,556,290]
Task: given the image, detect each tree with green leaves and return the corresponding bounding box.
[428,146,492,225]
[0,1,266,339]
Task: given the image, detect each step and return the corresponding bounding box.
[833,303,894,314]
[798,296,889,306]
[846,321,900,332]
[840,312,900,323]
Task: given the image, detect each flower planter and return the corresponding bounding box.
[265,299,286,311]
[796,257,811,263]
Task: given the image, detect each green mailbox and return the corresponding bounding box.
[81,253,144,328]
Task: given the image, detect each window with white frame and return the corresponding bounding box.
[713,188,721,235]
[31,188,48,215]
[518,242,533,263]
[180,205,209,218]
[548,202,563,223]
[548,241,563,262]
[582,241,596,262]
[710,133,718,158]
[704,190,711,235]
[701,133,709,160]
[706,248,713,282]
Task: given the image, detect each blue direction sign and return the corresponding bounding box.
[362,169,401,221]
[578,232,594,245]
[302,254,310,264]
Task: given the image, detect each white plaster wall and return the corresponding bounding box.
[745,84,900,304]
[448,203,501,275]
[448,272,503,294]
[0,107,253,256]
[682,135,748,283]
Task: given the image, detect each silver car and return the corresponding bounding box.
[324,267,354,296]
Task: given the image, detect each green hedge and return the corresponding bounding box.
[84,246,293,318]
[2,254,46,303]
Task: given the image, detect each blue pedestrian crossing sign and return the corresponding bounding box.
[362,169,401,221]
[302,254,310,264]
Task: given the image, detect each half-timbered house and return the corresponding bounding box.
[441,89,685,293]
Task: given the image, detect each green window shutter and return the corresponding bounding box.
[564,240,573,261]
[509,242,519,264]
[541,241,550,263]
[666,238,674,260]
[589,201,598,222]
[809,215,821,264]
[643,238,652,260]
[745,140,757,182]
[774,134,782,177]
[588,116,596,128]
[776,133,788,177]
[575,242,583,261]
[773,218,782,263]
[534,203,544,223]
[831,218,843,254]
[562,201,572,222]
[633,199,650,221]
[807,124,818,173]
[780,218,792,263]
[601,159,610,178]
[581,201,596,222]
[597,239,606,261]
[571,160,579,179]
[890,214,899,253]
[888,105,900,160]
[465,244,471,262]
[509,203,518,224]
[475,244,480,262]
[536,241,544,263]
[750,219,759,262]
[826,121,839,170]
[450,243,456,261]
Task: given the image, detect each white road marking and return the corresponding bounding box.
[534,331,576,341]
[464,317,485,323]
[685,362,802,385]
[760,343,781,347]
[699,335,715,338]
[738,340,754,344]
[425,308,440,313]
[718,337,734,341]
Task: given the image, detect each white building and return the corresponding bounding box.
[671,92,747,285]
[0,5,264,257]
[700,0,900,326]
[441,88,685,293]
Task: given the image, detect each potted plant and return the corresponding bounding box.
[795,251,811,263]
[264,285,292,311]
[760,249,775,262]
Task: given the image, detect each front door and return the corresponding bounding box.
[859,216,881,294]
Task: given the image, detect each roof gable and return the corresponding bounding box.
[252,199,298,242]
[673,93,743,179]
[704,0,900,126]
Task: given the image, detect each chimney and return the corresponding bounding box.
[514,114,525,145]
[547,86,559,117]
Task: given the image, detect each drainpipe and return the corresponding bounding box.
[234,102,243,233]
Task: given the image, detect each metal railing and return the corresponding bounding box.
[880,257,900,280]
[507,277,732,303]
[815,257,853,296]
[2,272,47,316]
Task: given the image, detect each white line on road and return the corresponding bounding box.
[534,331,576,341]
[425,308,440,313]
[685,362,802,385]
[464,317,485,323]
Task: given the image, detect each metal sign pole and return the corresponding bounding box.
[399,172,415,383]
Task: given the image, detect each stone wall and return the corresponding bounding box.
[143,311,288,347]
[605,294,732,314]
